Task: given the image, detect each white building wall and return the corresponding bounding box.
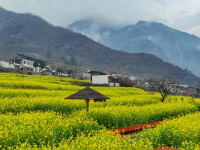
[109,83,120,87]
[92,75,110,84]
[35,67,41,72]
[46,65,51,70]
[129,76,137,81]
[0,61,15,68]
[57,72,68,76]
[23,59,34,68]
[179,85,189,89]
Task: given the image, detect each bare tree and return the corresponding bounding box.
[149,78,179,102]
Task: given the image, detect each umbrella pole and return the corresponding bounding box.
[85,99,90,121]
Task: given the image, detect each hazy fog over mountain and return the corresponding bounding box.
[1,7,200,86]
[1,0,200,83]
[1,0,200,36]
[68,20,200,76]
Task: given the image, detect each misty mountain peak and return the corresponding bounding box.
[68,19,200,76]
[135,20,149,26]
[135,21,165,29]
[68,20,93,30]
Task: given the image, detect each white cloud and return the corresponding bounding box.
[1,0,200,36]
[187,26,200,37]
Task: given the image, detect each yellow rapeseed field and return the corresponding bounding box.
[0,73,199,149]
[137,113,200,149]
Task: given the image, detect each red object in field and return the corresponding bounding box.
[110,119,180,150]
[110,120,164,134]
[154,146,179,150]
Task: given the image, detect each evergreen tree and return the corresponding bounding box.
[46,50,52,58]
[33,60,39,68]
[40,62,46,69]
[33,60,39,72]
[69,56,77,66]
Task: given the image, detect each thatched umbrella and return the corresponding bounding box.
[65,87,110,120]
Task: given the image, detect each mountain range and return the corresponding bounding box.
[0,6,200,86]
[68,20,200,77]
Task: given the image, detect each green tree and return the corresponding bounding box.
[40,62,46,69]
[67,69,73,74]
[33,60,39,72]
[33,60,39,68]
[56,67,64,73]
[69,56,77,66]
[46,50,52,59]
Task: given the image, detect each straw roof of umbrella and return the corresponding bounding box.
[65,87,110,120]
[65,87,110,100]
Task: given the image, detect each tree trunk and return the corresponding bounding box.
[85,99,90,121]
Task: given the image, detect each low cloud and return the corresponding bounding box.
[1,0,200,36]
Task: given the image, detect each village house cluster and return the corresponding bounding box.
[0,54,51,73]
[1,54,199,96]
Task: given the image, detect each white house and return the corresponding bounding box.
[0,60,15,69]
[129,76,137,81]
[179,85,189,89]
[83,69,91,81]
[177,85,189,93]
[92,75,111,84]
[92,75,120,87]
[10,54,49,72]
[11,54,35,71]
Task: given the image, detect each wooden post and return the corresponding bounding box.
[85,99,90,121]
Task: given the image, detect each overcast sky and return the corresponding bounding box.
[1,0,200,36]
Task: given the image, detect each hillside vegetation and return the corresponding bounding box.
[0,7,200,86]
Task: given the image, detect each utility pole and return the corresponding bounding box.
[23,53,25,80]
[137,77,140,86]
[72,66,74,79]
